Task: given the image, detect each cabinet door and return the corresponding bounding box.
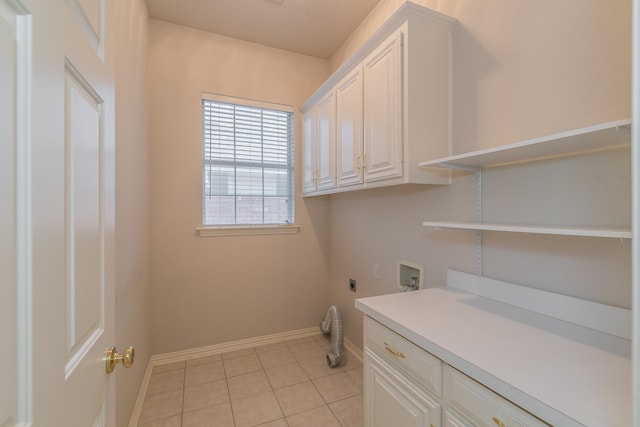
[336,67,363,187]
[446,367,549,427]
[363,29,403,183]
[315,91,336,190]
[302,110,317,194]
[444,410,474,427]
[365,349,441,427]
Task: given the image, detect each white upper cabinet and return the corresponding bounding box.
[303,91,336,193]
[363,28,403,183]
[302,109,316,193]
[336,68,363,187]
[301,3,456,196]
[315,91,336,191]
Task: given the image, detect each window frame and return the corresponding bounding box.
[198,93,298,237]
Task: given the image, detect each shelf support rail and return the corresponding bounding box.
[476,168,483,275]
[439,162,484,274]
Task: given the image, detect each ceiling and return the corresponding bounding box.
[145,0,383,59]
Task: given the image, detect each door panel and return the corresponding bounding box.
[363,30,403,182]
[336,68,363,187]
[64,62,105,377]
[365,350,441,427]
[303,111,316,193]
[73,0,101,36]
[67,0,103,55]
[316,91,336,190]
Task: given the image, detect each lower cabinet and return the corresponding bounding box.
[365,349,441,427]
[364,316,551,427]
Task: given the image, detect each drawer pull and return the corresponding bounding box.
[492,416,506,427]
[384,342,405,358]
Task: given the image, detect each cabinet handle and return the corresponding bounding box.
[384,342,405,358]
[492,416,506,427]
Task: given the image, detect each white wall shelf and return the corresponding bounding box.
[422,221,632,239]
[422,119,632,244]
[419,118,631,170]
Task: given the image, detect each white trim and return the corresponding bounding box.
[197,224,300,237]
[126,360,153,427]
[9,1,33,424]
[201,92,295,114]
[632,0,639,424]
[344,336,363,363]
[151,326,322,366]
[300,2,456,113]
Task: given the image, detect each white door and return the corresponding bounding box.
[365,350,441,427]
[315,91,336,191]
[336,67,363,188]
[302,110,317,194]
[1,0,116,425]
[363,28,403,183]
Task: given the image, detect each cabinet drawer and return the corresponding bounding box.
[446,367,550,427]
[364,316,443,397]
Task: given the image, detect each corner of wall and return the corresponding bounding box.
[115,0,152,425]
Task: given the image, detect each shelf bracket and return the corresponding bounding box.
[616,124,631,135]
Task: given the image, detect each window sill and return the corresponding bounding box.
[197,224,300,237]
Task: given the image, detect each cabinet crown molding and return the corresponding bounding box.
[301,2,456,113]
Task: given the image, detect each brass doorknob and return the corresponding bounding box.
[105,346,135,373]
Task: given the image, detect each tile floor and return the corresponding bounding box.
[137,334,364,427]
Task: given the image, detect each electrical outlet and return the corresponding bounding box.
[373,264,380,279]
[349,278,357,292]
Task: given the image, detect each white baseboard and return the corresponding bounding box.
[128,326,326,426]
[151,326,322,366]
[127,360,154,427]
[344,336,363,363]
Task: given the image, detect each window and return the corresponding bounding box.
[202,95,295,227]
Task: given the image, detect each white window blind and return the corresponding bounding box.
[202,97,295,226]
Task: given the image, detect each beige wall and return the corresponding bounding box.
[147,20,332,354]
[327,0,632,348]
[115,0,151,425]
[333,0,630,151]
[144,0,631,358]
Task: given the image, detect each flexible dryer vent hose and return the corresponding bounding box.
[320,305,344,367]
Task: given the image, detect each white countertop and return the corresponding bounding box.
[355,286,631,426]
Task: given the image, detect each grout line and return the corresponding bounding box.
[180,364,186,426]
[133,336,362,427]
